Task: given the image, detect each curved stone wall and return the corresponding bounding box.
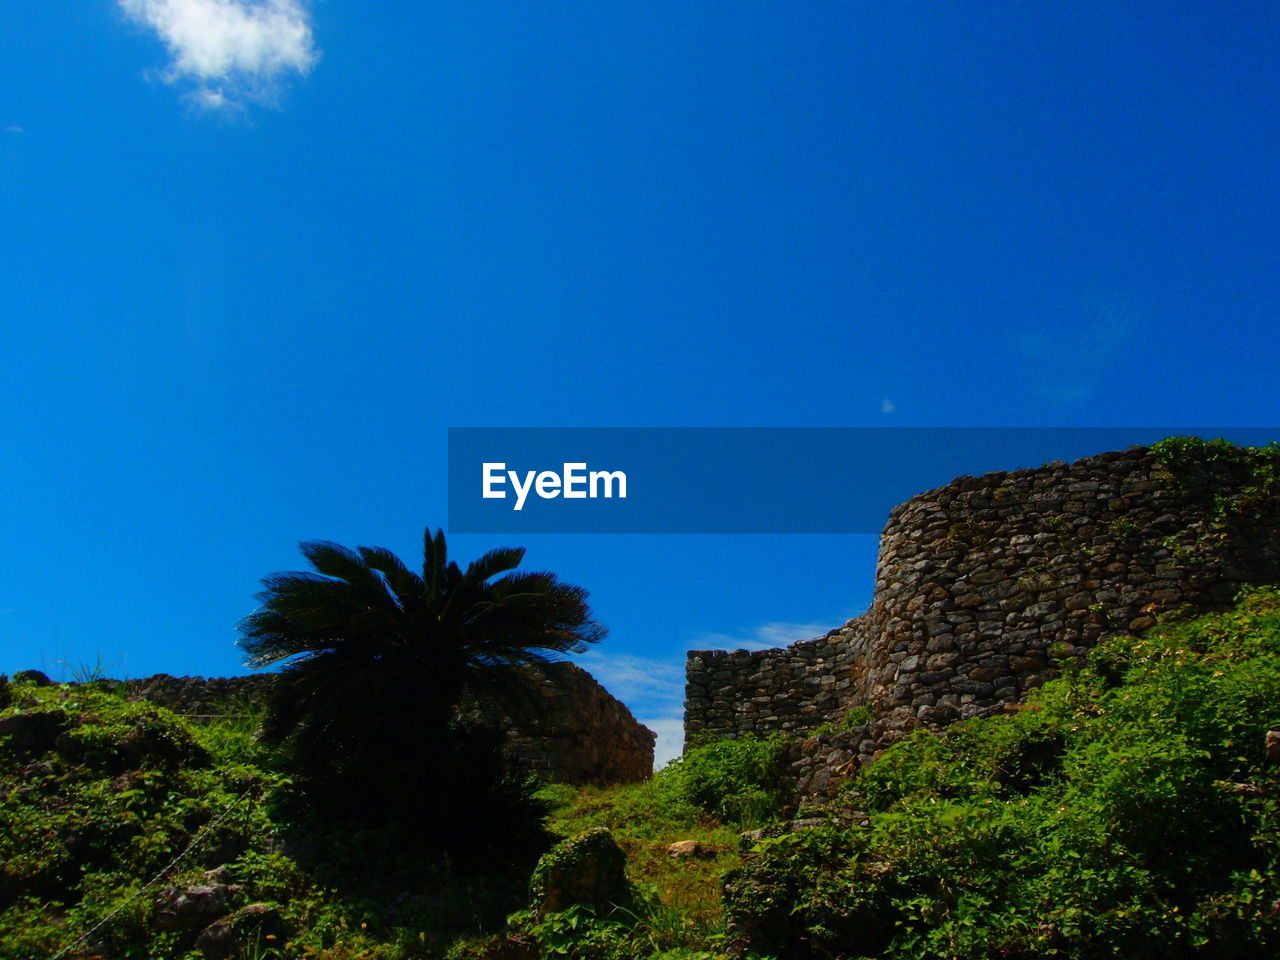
[685,445,1280,793]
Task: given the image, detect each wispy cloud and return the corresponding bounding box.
[119,0,319,111]
[642,714,686,768]
[575,616,854,769]
[881,398,896,414]
[687,619,834,652]
[5,126,23,135]
[576,650,687,769]
[576,650,684,704]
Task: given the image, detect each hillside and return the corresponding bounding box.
[6,588,1280,957]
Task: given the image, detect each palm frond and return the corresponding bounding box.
[239,526,607,785]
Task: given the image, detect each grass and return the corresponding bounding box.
[10,586,1280,958]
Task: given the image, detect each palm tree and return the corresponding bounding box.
[237,528,605,786]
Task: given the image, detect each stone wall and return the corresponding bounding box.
[118,662,655,786]
[685,445,1280,794]
[467,662,657,786]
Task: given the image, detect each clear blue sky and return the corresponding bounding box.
[2,2,1278,762]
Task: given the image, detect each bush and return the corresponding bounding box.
[654,734,792,828]
[724,588,1280,959]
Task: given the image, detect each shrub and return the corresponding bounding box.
[654,734,792,828]
[724,588,1280,959]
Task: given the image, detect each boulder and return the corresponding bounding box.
[196,903,287,959]
[13,669,53,687]
[667,840,718,859]
[528,828,632,918]
[152,883,242,932]
[0,710,67,755]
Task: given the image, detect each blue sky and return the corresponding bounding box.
[2,2,1278,763]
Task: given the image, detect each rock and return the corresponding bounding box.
[667,840,717,859]
[1266,731,1280,766]
[529,828,632,918]
[152,883,242,931]
[788,818,827,832]
[203,865,234,885]
[194,920,235,958]
[0,710,67,755]
[13,669,53,687]
[196,903,287,959]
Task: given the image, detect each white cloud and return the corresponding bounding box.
[881,398,896,414]
[575,650,684,704]
[575,616,857,771]
[5,126,23,135]
[575,650,687,770]
[687,619,834,652]
[642,714,686,769]
[119,0,318,110]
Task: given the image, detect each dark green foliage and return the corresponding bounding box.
[653,734,792,828]
[528,828,634,918]
[239,528,605,775]
[0,682,276,958]
[0,679,535,959]
[237,528,602,856]
[1149,436,1280,521]
[286,720,555,869]
[723,587,1280,959]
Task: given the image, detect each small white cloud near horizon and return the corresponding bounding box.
[642,715,686,769]
[118,0,318,111]
[881,398,895,414]
[575,650,687,770]
[575,650,684,704]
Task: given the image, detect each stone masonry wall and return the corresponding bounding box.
[685,445,1280,794]
[119,662,655,786]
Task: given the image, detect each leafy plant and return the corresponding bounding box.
[724,588,1280,958]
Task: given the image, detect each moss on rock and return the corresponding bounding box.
[528,827,632,918]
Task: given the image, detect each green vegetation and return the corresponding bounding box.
[1150,436,1280,521]
[236,528,604,862]
[239,528,604,788]
[0,679,789,959]
[9,581,1280,958]
[0,680,538,959]
[724,587,1280,959]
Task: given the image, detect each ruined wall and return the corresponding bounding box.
[685,445,1280,794]
[468,662,657,786]
[119,662,655,786]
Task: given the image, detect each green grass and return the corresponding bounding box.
[10,587,1280,958]
[0,682,527,959]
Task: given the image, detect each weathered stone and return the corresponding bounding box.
[1267,731,1280,767]
[12,670,52,687]
[152,883,242,932]
[667,840,718,859]
[195,903,287,959]
[685,444,1280,796]
[529,828,632,918]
